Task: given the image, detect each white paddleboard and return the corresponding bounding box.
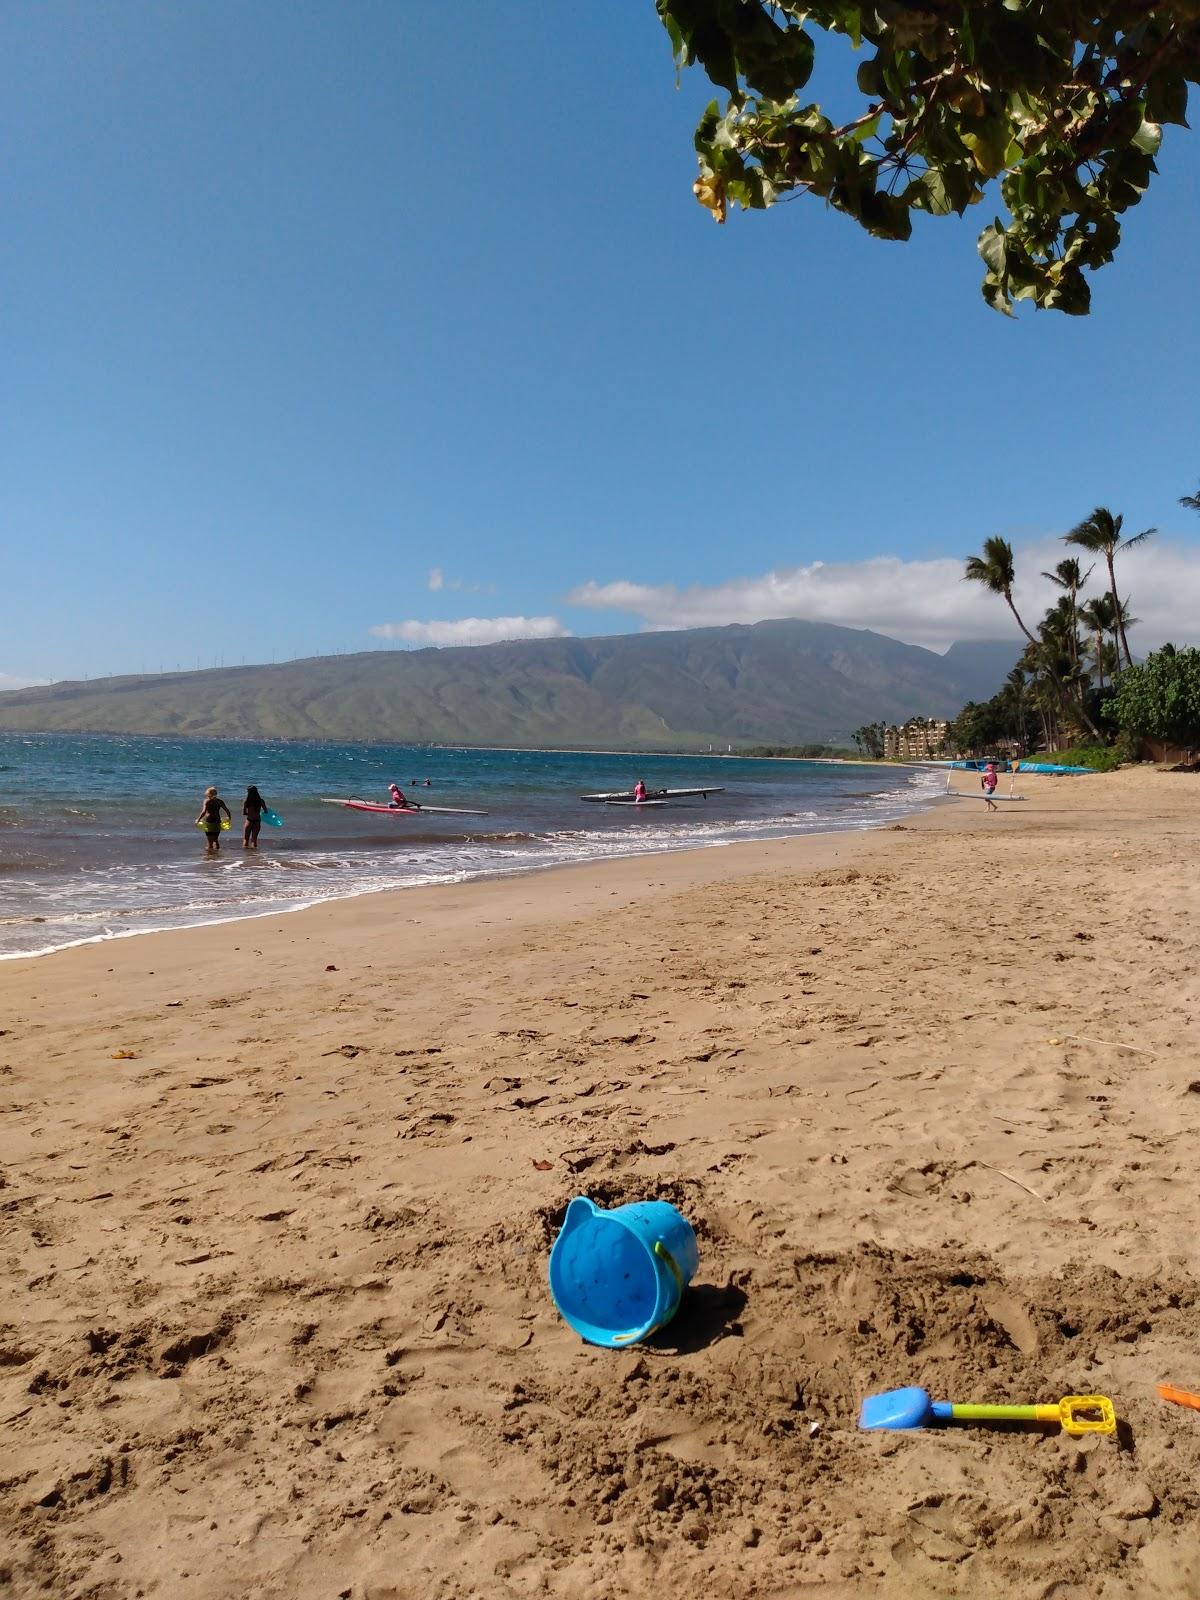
[945,792,1026,802]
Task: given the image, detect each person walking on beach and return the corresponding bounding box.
[981,762,999,813]
[196,786,231,853]
[242,785,267,851]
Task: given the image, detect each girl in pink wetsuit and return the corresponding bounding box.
[981,763,999,812]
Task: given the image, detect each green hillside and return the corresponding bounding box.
[0,620,1017,748]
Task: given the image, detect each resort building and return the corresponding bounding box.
[883,719,951,761]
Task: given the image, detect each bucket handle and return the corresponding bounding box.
[654,1240,685,1297]
[610,1240,686,1346]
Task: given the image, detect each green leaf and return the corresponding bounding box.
[857,188,912,241]
[1043,265,1090,315]
[657,5,687,69]
[1146,74,1188,128]
[962,119,1012,177]
[910,167,954,215]
[1131,119,1163,156]
[694,99,722,153]
[856,56,882,97]
[977,220,1013,313]
[726,2,814,101]
[667,0,739,95]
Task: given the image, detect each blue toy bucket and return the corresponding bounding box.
[548,1196,699,1348]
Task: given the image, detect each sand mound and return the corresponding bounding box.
[7,1178,1200,1598]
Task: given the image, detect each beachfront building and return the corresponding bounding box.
[883,718,951,761]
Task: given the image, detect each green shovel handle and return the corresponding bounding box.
[949,1403,1056,1424]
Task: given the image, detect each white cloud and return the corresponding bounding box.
[568,537,1200,653]
[0,672,50,692]
[370,616,570,647]
[426,567,493,595]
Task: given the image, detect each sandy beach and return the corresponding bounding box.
[2,768,1199,1598]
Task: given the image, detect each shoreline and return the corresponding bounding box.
[0,795,949,968]
[0,783,945,966]
[5,767,1198,1597]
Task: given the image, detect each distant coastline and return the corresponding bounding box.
[0,727,903,765]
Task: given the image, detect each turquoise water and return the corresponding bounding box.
[0,734,942,958]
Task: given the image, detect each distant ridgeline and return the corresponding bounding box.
[0,621,1020,750]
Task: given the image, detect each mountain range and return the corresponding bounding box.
[0,620,1019,749]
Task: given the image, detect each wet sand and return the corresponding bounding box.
[2,768,1199,1597]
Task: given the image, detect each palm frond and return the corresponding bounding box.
[1065,506,1121,552]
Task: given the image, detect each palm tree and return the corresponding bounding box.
[1181,488,1200,512]
[1095,638,1120,685]
[1040,557,1092,666]
[1003,666,1030,751]
[1014,643,1056,748]
[1115,596,1139,650]
[965,537,1041,653]
[1078,594,1117,690]
[1064,507,1154,670]
[1039,595,1077,658]
[965,536,1102,740]
[1037,600,1095,739]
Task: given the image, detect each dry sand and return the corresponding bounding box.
[2,767,1199,1598]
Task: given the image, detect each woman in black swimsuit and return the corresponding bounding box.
[243,785,268,850]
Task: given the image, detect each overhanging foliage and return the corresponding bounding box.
[658,1,1199,313]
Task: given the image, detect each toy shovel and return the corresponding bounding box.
[859,1385,1115,1436]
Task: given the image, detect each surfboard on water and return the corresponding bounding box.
[581,787,724,802]
[603,798,670,807]
[319,797,488,816]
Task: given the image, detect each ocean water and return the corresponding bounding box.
[0,734,944,959]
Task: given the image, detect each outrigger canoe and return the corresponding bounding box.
[320,797,488,816]
[580,787,724,802]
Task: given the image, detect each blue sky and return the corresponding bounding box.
[2,2,1197,685]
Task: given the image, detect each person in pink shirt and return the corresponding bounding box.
[981,762,999,812]
[633,779,648,803]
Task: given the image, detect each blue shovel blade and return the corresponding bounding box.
[859,1386,936,1430]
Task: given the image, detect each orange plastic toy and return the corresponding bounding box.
[1158,1383,1200,1413]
